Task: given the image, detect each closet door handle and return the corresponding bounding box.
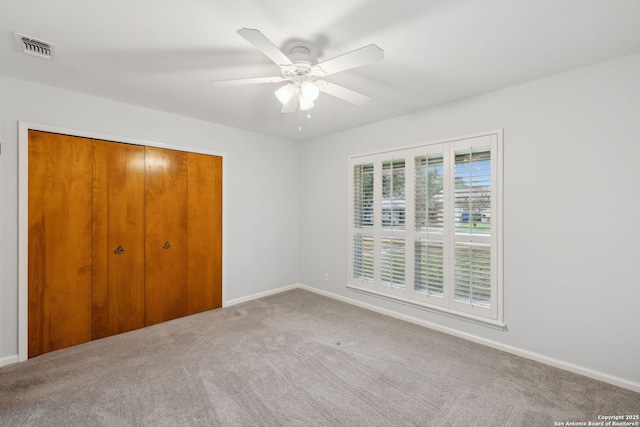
[114,246,125,254]
[163,241,171,249]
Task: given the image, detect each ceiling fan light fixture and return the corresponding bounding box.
[299,92,315,111]
[275,83,295,105]
[300,80,320,102]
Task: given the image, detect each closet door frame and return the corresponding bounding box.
[17,121,226,362]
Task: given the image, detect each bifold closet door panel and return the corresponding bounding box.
[28,130,93,357]
[145,147,188,326]
[93,140,145,339]
[187,153,223,314]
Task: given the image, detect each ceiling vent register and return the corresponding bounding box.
[14,33,55,61]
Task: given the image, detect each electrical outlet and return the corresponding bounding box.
[324,273,329,282]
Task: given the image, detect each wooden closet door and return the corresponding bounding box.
[28,131,93,357]
[145,147,188,325]
[93,140,145,339]
[187,153,223,314]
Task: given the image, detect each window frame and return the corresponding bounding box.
[347,130,504,329]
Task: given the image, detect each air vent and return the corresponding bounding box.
[14,33,55,61]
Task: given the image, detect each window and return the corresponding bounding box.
[349,132,502,324]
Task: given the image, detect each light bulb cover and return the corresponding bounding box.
[299,92,314,111]
[275,83,295,105]
[301,80,320,101]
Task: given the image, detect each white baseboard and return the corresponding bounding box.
[224,284,299,307]
[294,284,640,394]
[0,354,19,368]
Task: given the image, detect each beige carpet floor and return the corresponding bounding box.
[1,289,638,426]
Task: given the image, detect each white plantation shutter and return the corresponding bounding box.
[351,161,375,285]
[415,155,444,232]
[353,234,375,282]
[414,239,444,296]
[381,160,406,230]
[450,139,496,318]
[353,163,375,229]
[349,132,501,323]
[381,237,405,289]
[412,151,445,304]
[378,156,407,296]
[454,150,491,234]
[454,243,491,307]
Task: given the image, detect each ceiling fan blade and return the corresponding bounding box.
[311,44,384,77]
[281,93,298,114]
[237,28,294,68]
[319,82,370,106]
[212,76,285,87]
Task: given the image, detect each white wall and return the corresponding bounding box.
[2,51,639,388]
[0,75,301,361]
[299,52,640,385]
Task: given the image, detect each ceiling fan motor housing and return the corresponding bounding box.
[283,46,319,78]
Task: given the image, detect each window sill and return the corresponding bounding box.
[346,284,506,330]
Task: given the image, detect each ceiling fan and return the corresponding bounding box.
[212,28,384,113]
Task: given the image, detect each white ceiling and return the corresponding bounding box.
[2,0,640,142]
